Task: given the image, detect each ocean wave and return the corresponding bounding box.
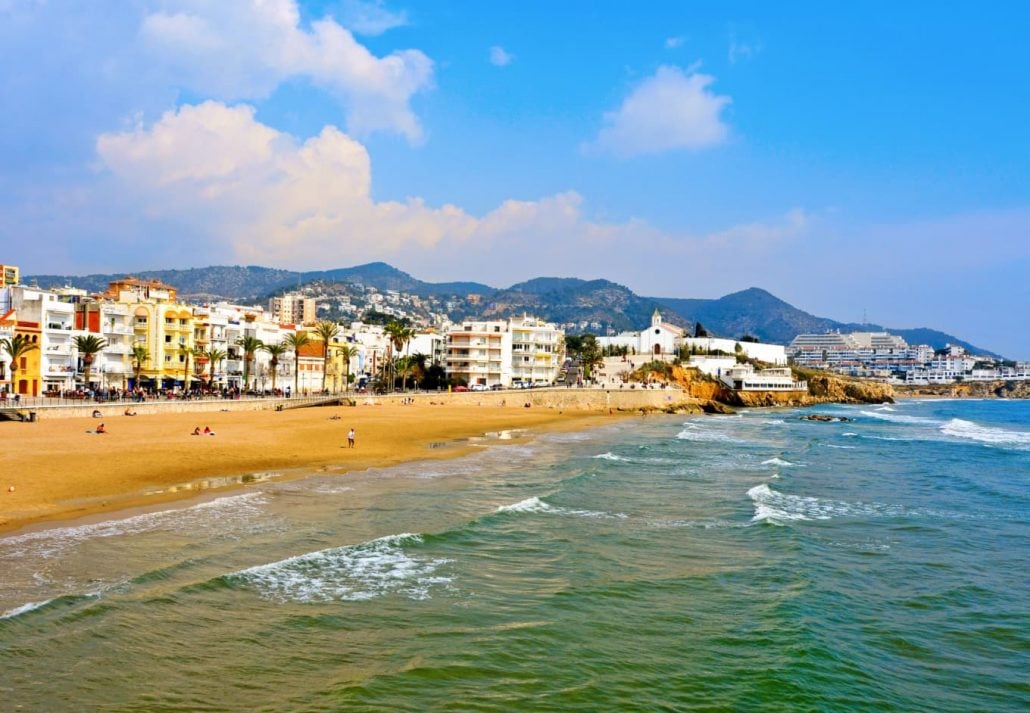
[859,410,937,425]
[822,444,857,450]
[0,492,270,560]
[747,484,905,525]
[0,598,54,620]
[761,457,800,468]
[497,497,627,520]
[939,418,1030,448]
[593,452,626,462]
[231,533,450,603]
[0,592,101,622]
[675,424,734,442]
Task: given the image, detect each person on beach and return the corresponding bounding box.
[203,426,213,435]
[95,423,107,434]
[347,428,355,448]
[192,427,201,436]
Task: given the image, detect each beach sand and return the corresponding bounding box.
[0,402,613,534]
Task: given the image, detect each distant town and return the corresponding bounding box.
[1,261,1026,402]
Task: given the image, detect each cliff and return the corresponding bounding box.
[896,380,1030,399]
[632,365,895,408]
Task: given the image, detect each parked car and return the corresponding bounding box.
[471,384,489,391]
[453,385,469,392]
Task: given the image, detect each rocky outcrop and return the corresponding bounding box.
[804,374,895,404]
[637,364,895,408]
[897,380,1030,399]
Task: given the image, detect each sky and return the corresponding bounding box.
[1,1,1028,357]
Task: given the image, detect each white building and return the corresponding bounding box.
[599,309,684,357]
[446,316,562,387]
[718,365,807,392]
[268,293,317,326]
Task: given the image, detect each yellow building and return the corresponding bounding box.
[112,278,196,390]
[0,264,19,287]
[12,320,42,396]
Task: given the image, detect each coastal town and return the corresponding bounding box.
[1,261,1024,407]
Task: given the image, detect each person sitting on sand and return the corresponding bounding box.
[95,423,107,434]
[192,426,202,436]
[124,408,137,416]
[203,426,213,435]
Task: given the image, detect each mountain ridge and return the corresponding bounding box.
[23,264,1001,357]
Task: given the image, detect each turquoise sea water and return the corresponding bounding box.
[1,399,1028,711]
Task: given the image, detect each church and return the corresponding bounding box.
[597,309,685,356]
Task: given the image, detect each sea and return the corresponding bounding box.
[1,398,1028,711]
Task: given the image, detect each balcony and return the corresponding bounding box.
[104,324,134,336]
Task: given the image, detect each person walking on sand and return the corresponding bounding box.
[347,428,356,448]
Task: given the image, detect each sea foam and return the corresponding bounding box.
[232,533,450,603]
[747,484,905,525]
[497,497,627,520]
[940,418,1030,448]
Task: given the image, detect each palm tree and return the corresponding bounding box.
[384,320,415,391]
[408,352,428,390]
[73,334,108,392]
[1,334,39,396]
[131,343,149,390]
[313,321,341,393]
[204,347,227,389]
[284,331,311,395]
[236,335,264,390]
[336,343,358,392]
[260,341,289,393]
[178,343,197,393]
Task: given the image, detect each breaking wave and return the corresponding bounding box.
[497,497,627,520]
[230,533,450,603]
[747,484,905,525]
[939,418,1030,449]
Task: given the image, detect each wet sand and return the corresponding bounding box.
[0,403,614,534]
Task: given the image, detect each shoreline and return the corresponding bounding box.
[0,401,627,536]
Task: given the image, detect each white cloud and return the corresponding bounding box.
[665,36,685,49]
[338,0,408,36]
[489,45,514,67]
[729,38,761,64]
[591,65,731,157]
[93,101,804,292]
[138,0,433,142]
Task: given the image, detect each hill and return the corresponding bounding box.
[654,287,999,357]
[23,264,1000,356]
[480,277,683,332]
[27,263,494,302]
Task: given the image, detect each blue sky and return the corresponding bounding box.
[1,1,1028,356]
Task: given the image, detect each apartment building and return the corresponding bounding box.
[269,293,317,326]
[446,316,562,388]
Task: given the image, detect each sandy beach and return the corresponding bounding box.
[0,402,614,534]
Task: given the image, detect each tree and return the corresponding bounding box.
[260,341,289,393]
[335,343,358,392]
[284,331,311,395]
[236,335,264,390]
[580,334,603,379]
[178,343,198,392]
[131,344,150,390]
[740,334,760,343]
[1,334,39,395]
[384,320,414,390]
[204,347,226,389]
[693,322,708,338]
[313,321,341,393]
[73,334,108,392]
